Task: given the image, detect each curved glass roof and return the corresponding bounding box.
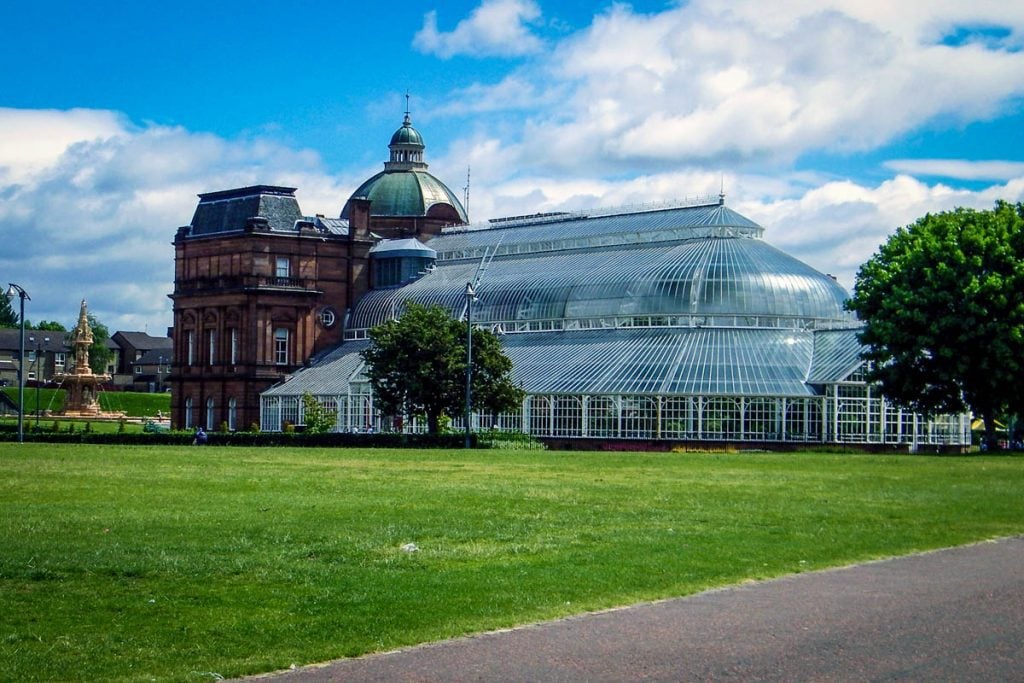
[347,202,853,333]
[273,200,862,402]
[266,328,864,399]
[502,327,818,396]
[342,170,468,221]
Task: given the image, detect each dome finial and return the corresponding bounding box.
[404,90,412,126]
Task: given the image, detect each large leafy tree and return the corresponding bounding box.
[361,302,524,434]
[846,201,1024,447]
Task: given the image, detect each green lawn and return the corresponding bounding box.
[1,388,170,418]
[1,445,1022,682]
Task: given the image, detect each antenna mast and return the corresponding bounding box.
[464,165,471,222]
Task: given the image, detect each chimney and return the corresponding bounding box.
[348,197,371,240]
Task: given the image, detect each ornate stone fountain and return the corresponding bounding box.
[55,300,116,417]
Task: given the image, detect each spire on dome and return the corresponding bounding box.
[386,94,427,171]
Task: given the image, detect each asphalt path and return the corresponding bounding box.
[246,536,1024,682]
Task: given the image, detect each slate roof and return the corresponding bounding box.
[0,328,69,353]
[112,331,172,351]
[134,348,172,365]
[188,185,304,236]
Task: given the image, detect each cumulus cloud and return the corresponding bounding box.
[441,1,1024,172]
[883,158,1024,181]
[414,0,544,59]
[484,169,1022,294]
[0,109,350,333]
[738,174,1024,291]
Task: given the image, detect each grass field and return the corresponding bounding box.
[1,445,1022,682]
[1,388,170,418]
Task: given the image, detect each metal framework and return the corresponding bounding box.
[260,201,971,448]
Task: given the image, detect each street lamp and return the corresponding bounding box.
[5,283,29,443]
[28,334,49,430]
[464,282,476,449]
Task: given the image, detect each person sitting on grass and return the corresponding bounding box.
[193,426,208,446]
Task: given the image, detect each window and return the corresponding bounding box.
[206,397,215,430]
[27,350,36,362]
[207,330,216,366]
[135,366,142,375]
[274,328,289,365]
[319,308,337,328]
[230,329,238,365]
[184,397,193,429]
[55,352,65,369]
[276,257,290,279]
[228,397,237,431]
[187,330,195,366]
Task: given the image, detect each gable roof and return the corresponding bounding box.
[111,331,173,352]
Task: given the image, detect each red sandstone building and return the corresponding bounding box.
[168,114,468,430]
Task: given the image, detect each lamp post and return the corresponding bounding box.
[6,283,29,443]
[464,282,475,449]
[28,334,49,431]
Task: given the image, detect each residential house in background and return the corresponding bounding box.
[129,348,172,393]
[107,331,173,389]
[0,328,69,388]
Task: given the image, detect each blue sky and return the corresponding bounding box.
[2,0,1023,333]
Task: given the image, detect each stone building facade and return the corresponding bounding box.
[168,115,467,430]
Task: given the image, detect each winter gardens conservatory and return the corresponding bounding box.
[261,197,970,448]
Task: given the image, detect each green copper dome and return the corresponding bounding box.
[342,112,468,224]
[343,169,468,222]
[390,115,424,147]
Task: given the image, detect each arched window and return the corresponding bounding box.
[227,397,237,432]
[206,396,215,430]
[184,396,193,429]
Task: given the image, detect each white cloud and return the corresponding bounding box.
[0,108,127,183]
[884,159,1024,181]
[0,109,351,333]
[738,174,1024,290]
[440,2,1024,172]
[445,156,1024,294]
[414,0,544,59]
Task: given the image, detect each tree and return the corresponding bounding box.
[846,201,1024,448]
[302,392,337,434]
[35,320,67,332]
[0,293,18,328]
[361,302,524,434]
[87,315,113,375]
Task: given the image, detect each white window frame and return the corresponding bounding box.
[274,328,289,366]
[275,257,290,279]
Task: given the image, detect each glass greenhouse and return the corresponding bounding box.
[262,198,970,448]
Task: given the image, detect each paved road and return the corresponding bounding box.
[246,537,1024,681]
